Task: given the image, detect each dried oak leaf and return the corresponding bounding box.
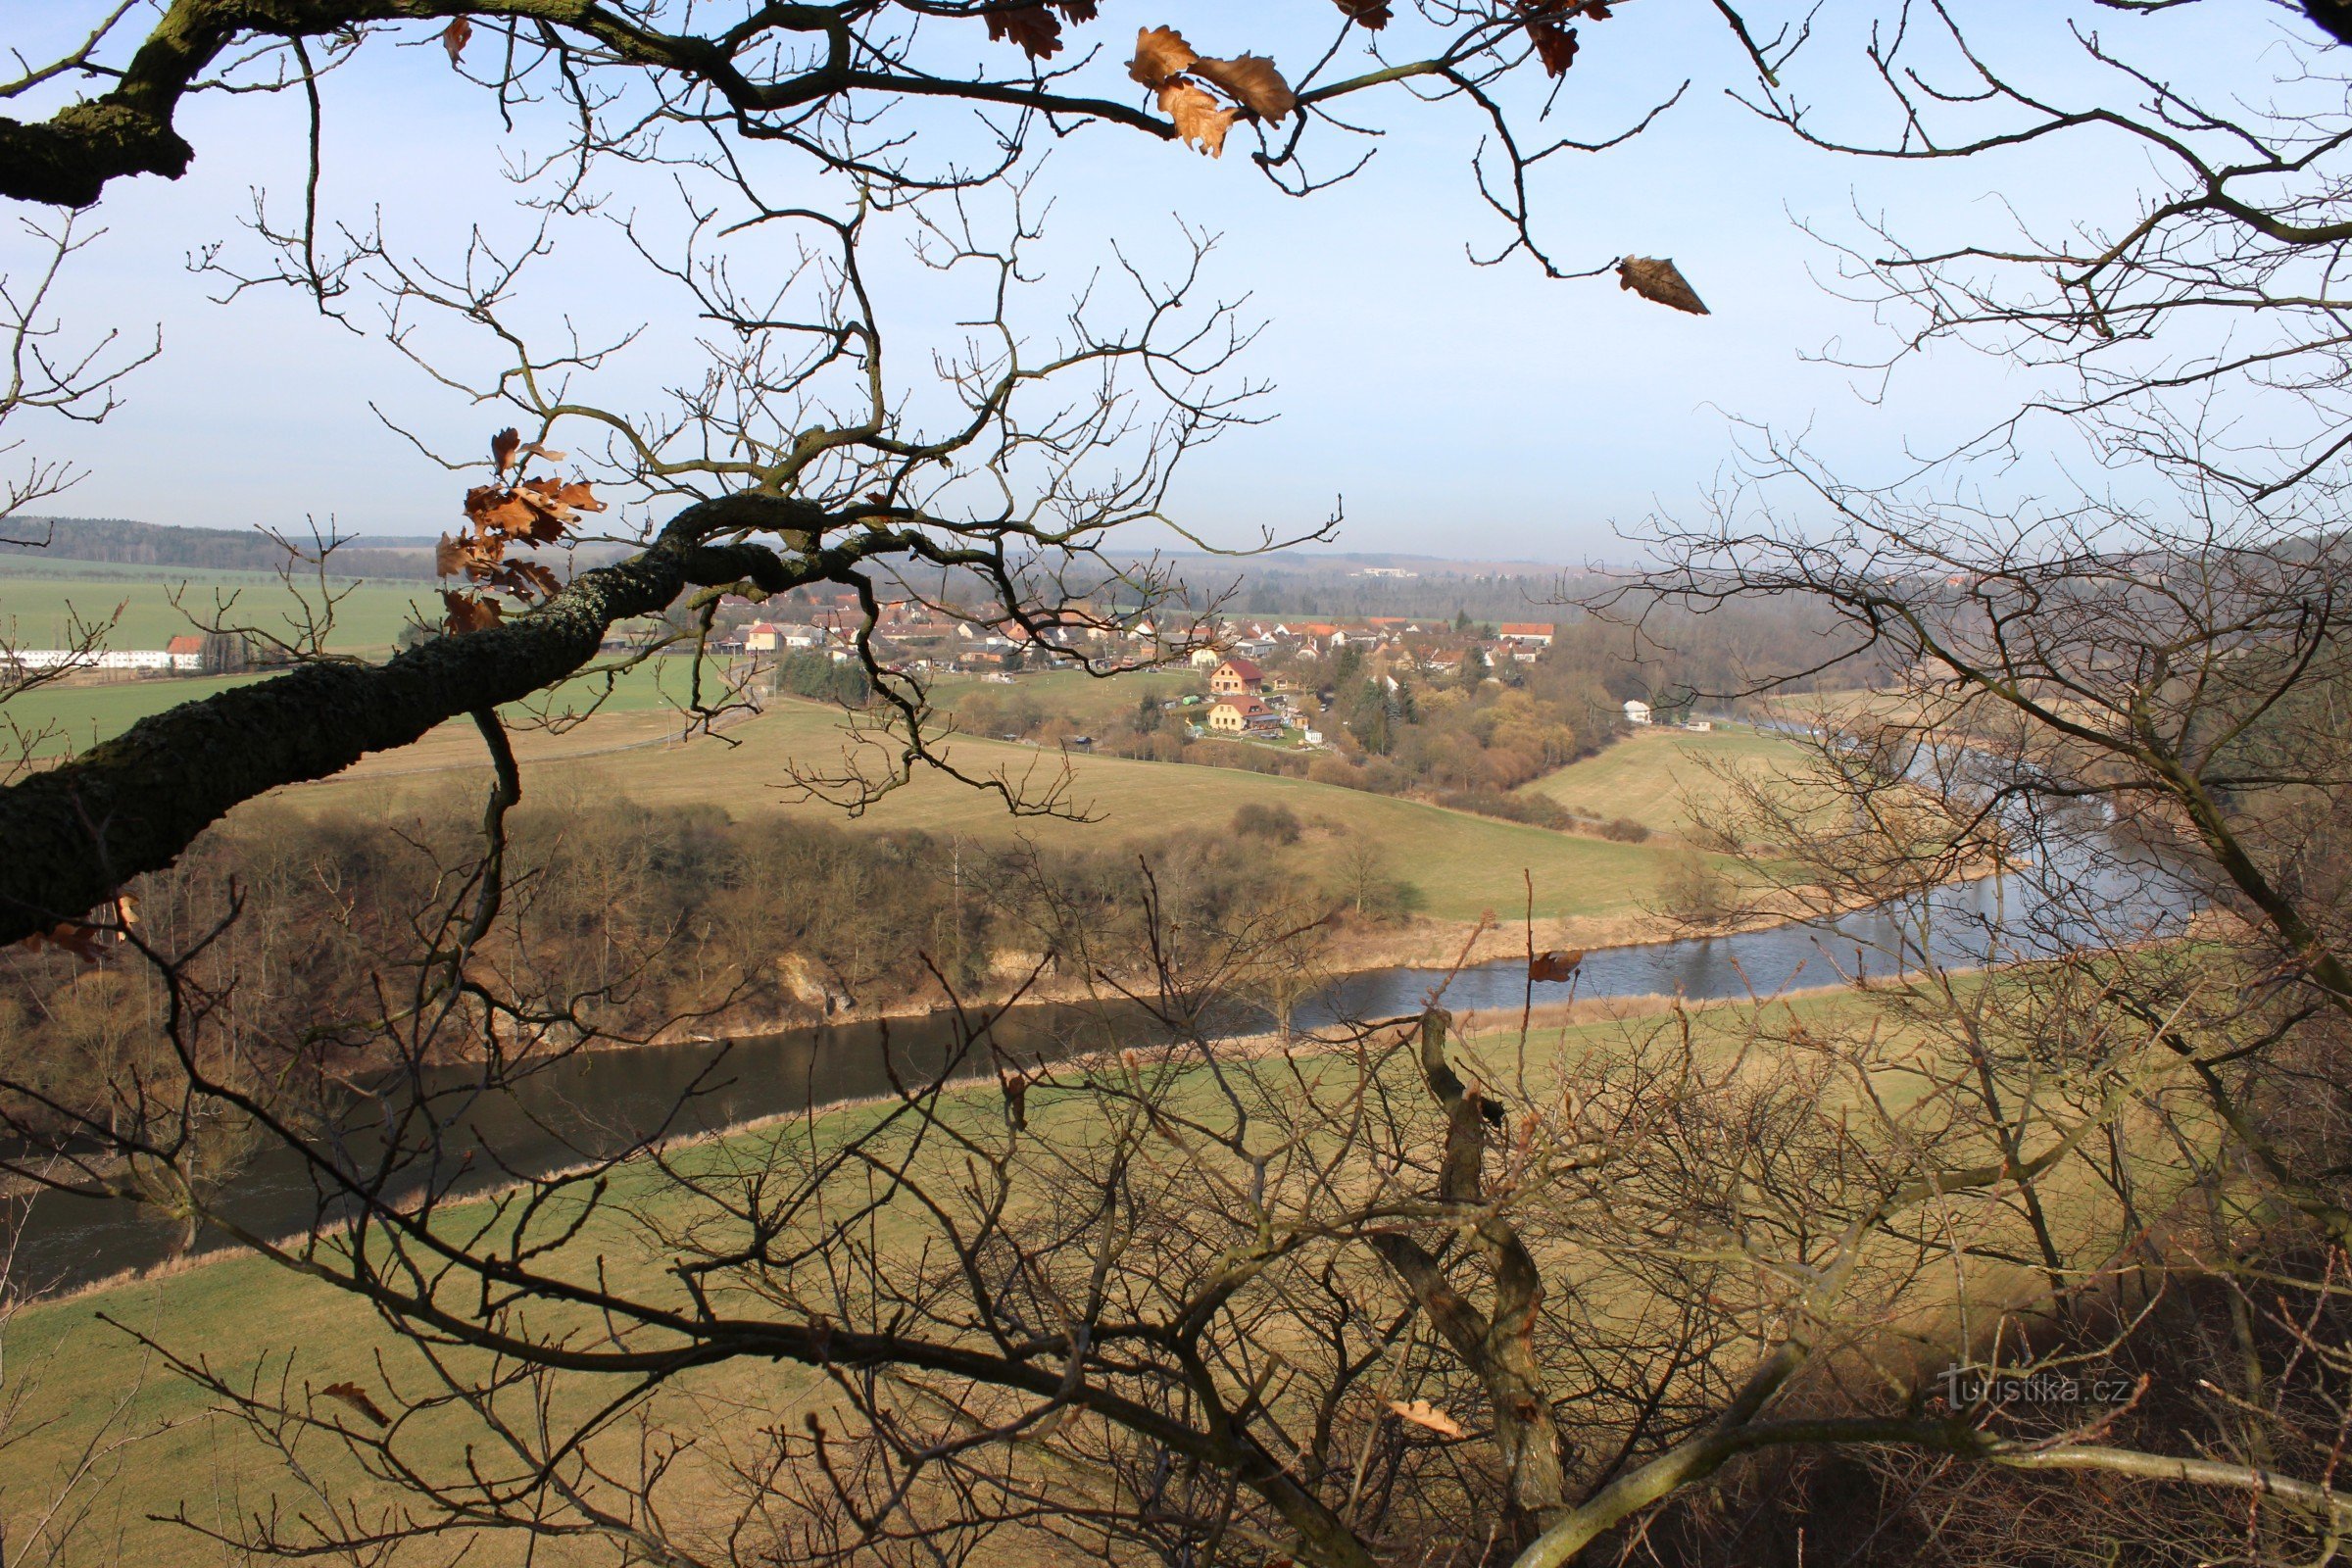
[490,427,521,473]
[988,3,1066,60]
[442,590,504,636]
[1191,54,1296,122]
[1333,0,1391,26]
[1158,79,1240,157]
[1529,948,1585,983]
[492,560,564,604]
[1527,18,1579,75]
[518,475,607,532]
[1617,256,1710,316]
[1129,25,1199,88]
[1388,1398,1467,1439]
[22,921,108,962]
[434,533,472,578]
[318,1381,392,1427]
[442,17,471,67]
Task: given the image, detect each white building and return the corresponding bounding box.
[1624,699,1652,725]
[3,648,200,673]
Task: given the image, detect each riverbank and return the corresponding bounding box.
[650,902,1778,1047]
[672,871,1944,1047]
[18,983,1801,1309]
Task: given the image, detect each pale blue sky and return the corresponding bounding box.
[0,1,2290,562]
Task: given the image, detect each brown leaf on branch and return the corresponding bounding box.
[1191,55,1295,122]
[1158,81,1240,157]
[491,427,521,472]
[15,895,140,962]
[518,475,606,529]
[492,560,564,602]
[1529,949,1585,983]
[987,4,1067,60]
[442,591,504,636]
[434,533,470,578]
[1333,0,1392,26]
[1129,25,1199,88]
[1617,256,1710,315]
[1388,1398,1467,1439]
[442,17,471,68]
[22,920,107,962]
[1526,19,1579,75]
[318,1381,392,1427]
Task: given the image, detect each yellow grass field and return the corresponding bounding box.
[1519,722,1812,839]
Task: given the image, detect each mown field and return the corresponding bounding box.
[1519,723,1814,840]
[272,697,1710,926]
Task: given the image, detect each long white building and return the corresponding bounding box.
[3,648,202,672]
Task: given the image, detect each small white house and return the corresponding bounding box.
[1684,718,1713,732]
[1624,699,1652,726]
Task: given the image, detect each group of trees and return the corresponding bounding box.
[0,787,1423,1147]
[15,1,2352,1566]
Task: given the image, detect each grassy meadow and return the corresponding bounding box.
[2,653,743,759]
[271,696,1713,926]
[2,975,2164,1568]
[929,664,1201,725]
[0,997,1838,1567]
[0,567,437,656]
[1519,723,1814,840]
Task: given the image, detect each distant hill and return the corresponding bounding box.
[0,516,442,578]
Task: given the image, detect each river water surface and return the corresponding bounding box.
[10,802,2193,1298]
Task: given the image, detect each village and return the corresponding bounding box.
[701,588,1701,749]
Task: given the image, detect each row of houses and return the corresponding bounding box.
[1187,617,1557,668]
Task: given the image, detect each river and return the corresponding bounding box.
[8,778,2194,1300]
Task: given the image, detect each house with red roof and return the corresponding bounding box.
[1208,658,1264,697]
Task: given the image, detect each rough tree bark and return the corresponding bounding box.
[0,492,832,944]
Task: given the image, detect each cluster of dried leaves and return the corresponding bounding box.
[1516,0,1616,77]
[16,893,136,961]
[1116,5,1611,159]
[1128,25,1298,159]
[437,428,605,635]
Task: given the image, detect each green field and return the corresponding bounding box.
[0,569,436,656]
[0,998,1838,1567]
[930,665,1201,725]
[2,654,764,760]
[1520,723,1811,840]
[298,699,1711,925]
[1,672,274,756]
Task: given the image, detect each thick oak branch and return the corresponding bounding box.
[0,493,815,945]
